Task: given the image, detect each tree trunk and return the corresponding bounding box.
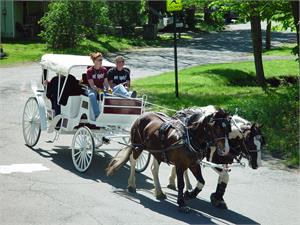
[290,1,299,55]
[265,19,271,50]
[250,14,266,87]
[204,2,213,25]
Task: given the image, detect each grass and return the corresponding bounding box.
[263,44,297,56]
[133,60,299,167]
[0,34,171,66]
[0,41,47,65]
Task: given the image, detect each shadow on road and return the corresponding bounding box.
[28,145,259,224]
[112,188,259,224]
[29,145,153,190]
[180,30,296,53]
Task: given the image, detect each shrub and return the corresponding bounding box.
[39,0,98,48]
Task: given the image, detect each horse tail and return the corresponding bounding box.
[106,146,133,176]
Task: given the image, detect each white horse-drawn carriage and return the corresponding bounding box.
[22,54,151,172]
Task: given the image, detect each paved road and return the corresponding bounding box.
[0,23,299,225]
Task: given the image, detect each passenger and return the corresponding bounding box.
[86,52,110,120]
[107,56,137,98]
[43,73,65,116]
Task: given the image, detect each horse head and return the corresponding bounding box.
[187,108,231,156]
[243,123,265,169]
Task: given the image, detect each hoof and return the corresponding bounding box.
[127,186,136,193]
[167,184,177,191]
[210,193,228,209]
[178,206,191,213]
[184,191,192,201]
[156,192,167,200]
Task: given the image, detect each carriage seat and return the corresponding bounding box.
[59,74,85,106]
[60,96,82,118]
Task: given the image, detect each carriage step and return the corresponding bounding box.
[47,115,62,133]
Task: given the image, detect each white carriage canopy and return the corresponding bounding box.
[40,54,116,105]
[40,54,115,76]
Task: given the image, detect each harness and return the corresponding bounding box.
[131,112,208,164]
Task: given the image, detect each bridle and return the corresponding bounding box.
[184,114,231,157]
[230,120,262,163]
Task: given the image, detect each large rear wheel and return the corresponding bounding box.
[22,97,41,147]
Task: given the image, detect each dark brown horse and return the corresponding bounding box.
[106,109,231,212]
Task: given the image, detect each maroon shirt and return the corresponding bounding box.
[86,66,107,89]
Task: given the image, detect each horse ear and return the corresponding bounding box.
[258,123,263,129]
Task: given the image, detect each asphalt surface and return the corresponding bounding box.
[0,23,299,225]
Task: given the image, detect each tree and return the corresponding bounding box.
[211,0,270,87]
[290,0,299,58]
[107,1,144,36]
[39,0,98,48]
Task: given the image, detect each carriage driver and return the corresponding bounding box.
[107,56,137,98]
[86,52,110,121]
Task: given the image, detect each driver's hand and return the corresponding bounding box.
[97,88,103,94]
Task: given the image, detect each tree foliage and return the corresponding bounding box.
[39,0,98,48]
[106,1,145,36]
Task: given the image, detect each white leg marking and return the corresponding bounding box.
[151,158,163,196]
[212,168,229,185]
[184,170,193,190]
[168,166,176,186]
[128,154,136,189]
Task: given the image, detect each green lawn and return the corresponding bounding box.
[263,44,297,56]
[0,35,170,66]
[133,60,299,167]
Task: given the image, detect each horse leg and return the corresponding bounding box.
[184,170,193,191]
[127,153,137,193]
[167,166,177,190]
[168,167,192,191]
[176,166,190,213]
[210,168,229,209]
[184,163,205,201]
[151,158,166,200]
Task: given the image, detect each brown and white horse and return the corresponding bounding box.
[167,107,265,209]
[106,109,231,212]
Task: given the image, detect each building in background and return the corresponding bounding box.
[1,0,48,39]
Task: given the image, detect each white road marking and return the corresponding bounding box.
[0,163,49,174]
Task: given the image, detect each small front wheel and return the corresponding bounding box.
[123,137,151,173]
[135,151,151,173]
[71,126,95,172]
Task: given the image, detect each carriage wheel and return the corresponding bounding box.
[123,137,151,173]
[22,97,41,147]
[135,151,151,173]
[72,126,95,172]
